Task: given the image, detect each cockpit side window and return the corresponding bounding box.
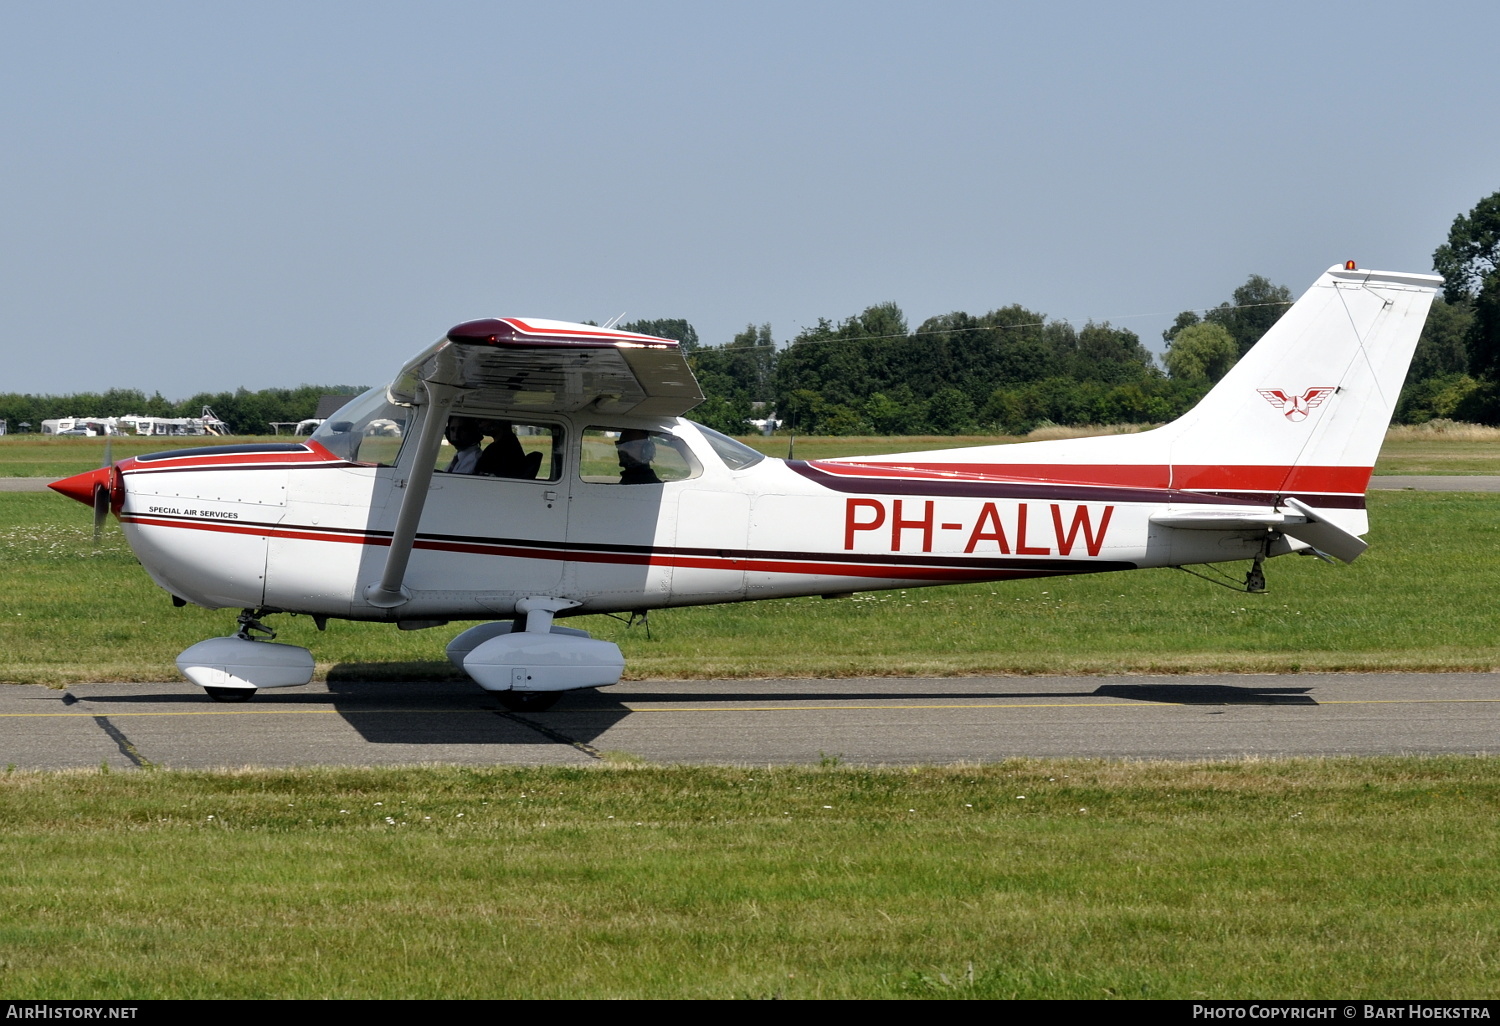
[579,427,702,485]
[432,417,563,482]
[309,386,410,465]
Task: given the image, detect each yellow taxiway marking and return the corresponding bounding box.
[1319,699,1500,705]
[5,697,1500,719]
[623,698,1500,712]
[0,703,1151,718]
[642,698,1500,709]
[0,708,431,718]
[625,702,1164,711]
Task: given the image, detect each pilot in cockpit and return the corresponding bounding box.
[443,418,485,474]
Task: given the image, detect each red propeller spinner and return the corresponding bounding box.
[51,464,125,538]
[49,465,114,506]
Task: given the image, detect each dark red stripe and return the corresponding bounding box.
[119,514,1138,581]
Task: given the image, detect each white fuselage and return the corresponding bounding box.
[115,417,1299,622]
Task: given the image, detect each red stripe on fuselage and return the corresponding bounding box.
[117,444,350,475]
[812,460,1371,494]
[118,514,1133,583]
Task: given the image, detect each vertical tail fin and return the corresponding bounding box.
[1159,265,1441,508]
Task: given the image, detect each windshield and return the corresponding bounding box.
[309,386,411,465]
[688,421,766,470]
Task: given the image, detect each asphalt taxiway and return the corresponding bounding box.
[3,673,1496,769]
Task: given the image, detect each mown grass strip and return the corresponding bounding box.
[0,759,1496,999]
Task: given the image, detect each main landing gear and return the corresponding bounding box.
[445,598,625,711]
[495,691,562,713]
[205,686,257,703]
[1244,553,1267,594]
[175,598,626,709]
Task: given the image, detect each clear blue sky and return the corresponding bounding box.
[2,1,1496,398]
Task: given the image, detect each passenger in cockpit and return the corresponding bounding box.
[476,421,543,479]
[616,429,662,485]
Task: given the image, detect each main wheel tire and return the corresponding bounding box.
[205,687,257,703]
[497,691,561,712]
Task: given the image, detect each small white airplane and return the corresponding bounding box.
[52,263,1440,708]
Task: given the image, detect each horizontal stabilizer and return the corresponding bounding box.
[1151,499,1367,563]
[1278,497,1368,563]
[1150,510,1295,531]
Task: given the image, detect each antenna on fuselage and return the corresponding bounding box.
[602,311,626,330]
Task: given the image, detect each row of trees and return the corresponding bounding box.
[7,191,1497,436]
[627,297,1223,435]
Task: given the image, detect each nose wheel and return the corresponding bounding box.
[178,610,314,701]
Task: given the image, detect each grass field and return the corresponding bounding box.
[0,434,271,478]
[5,423,1499,478]
[0,759,1496,999]
[1,487,1497,685]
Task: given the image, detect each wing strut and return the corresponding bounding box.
[363,380,461,609]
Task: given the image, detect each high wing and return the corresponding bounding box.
[389,317,704,419]
[367,317,705,608]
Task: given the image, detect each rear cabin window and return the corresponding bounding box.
[433,417,562,482]
[579,427,701,485]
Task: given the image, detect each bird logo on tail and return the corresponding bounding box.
[1258,386,1335,422]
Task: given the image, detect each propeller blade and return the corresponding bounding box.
[102,432,113,469]
[93,483,109,541]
